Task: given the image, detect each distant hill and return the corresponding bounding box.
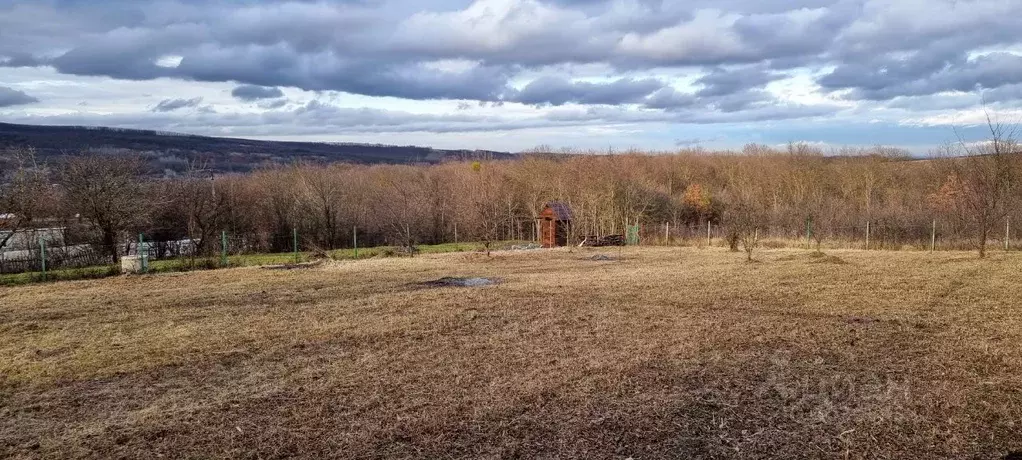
[0,122,513,173]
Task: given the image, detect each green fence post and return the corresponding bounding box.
[39,237,47,281]
[353,225,358,259]
[221,230,228,267]
[293,227,299,264]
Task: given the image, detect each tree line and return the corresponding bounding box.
[1,122,1019,262]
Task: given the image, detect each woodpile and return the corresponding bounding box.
[579,235,625,247]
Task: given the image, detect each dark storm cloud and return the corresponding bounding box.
[258,99,289,109]
[695,67,781,97]
[6,1,1021,97]
[812,0,1022,101]
[507,76,665,106]
[710,90,773,112]
[821,51,1022,101]
[2,0,1022,131]
[152,97,203,112]
[0,86,39,107]
[642,83,770,113]
[232,85,285,101]
[643,88,696,110]
[169,45,514,101]
[0,1,862,85]
[982,84,1022,104]
[0,53,41,67]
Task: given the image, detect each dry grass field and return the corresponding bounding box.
[2,247,1022,459]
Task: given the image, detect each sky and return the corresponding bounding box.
[1,0,1022,153]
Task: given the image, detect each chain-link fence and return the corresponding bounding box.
[2,218,1018,283]
[637,220,1016,252]
[0,228,310,280]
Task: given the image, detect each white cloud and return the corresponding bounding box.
[0,0,1021,152]
[617,10,744,63]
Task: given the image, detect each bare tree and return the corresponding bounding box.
[934,115,1019,258]
[296,164,349,249]
[59,155,149,263]
[373,166,429,253]
[11,145,990,263]
[254,167,302,252]
[722,157,767,261]
[0,147,54,250]
[469,162,505,256]
[180,167,228,256]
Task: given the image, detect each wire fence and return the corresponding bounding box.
[1,218,1018,282]
[639,220,1015,252]
[0,230,308,278]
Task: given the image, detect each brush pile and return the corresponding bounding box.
[579,235,625,247]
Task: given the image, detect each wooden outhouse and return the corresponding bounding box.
[537,201,572,248]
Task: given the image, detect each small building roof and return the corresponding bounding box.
[543,201,573,221]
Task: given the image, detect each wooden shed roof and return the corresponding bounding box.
[542,201,573,221]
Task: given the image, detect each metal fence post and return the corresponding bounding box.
[805,217,813,249]
[1006,218,1011,251]
[139,233,148,273]
[221,230,228,267]
[40,237,47,281]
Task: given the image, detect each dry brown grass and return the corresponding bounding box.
[2,247,1022,459]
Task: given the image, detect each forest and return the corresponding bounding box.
[0,122,511,172]
[1,123,1020,264]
